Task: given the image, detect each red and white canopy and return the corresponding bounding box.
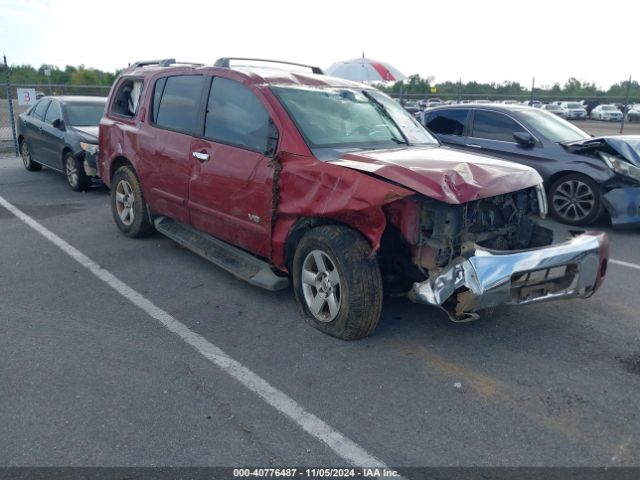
[325,56,407,83]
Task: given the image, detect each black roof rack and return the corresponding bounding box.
[128,59,204,69]
[214,57,323,75]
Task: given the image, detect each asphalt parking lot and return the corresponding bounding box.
[1,122,639,468]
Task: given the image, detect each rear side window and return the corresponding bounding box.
[111,78,144,118]
[31,99,51,121]
[204,77,271,153]
[426,109,468,136]
[471,110,526,142]
[154,75,204,134]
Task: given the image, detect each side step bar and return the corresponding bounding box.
[154,217,289,291]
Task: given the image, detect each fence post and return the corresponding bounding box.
[3,55,19,157]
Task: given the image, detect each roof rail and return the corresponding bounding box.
[128,59,204,69]
[214,57,324,75]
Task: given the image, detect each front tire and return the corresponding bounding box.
[64,152,90,191]
[549,174,603,226]
[111,166,154,238]
[20,140,42,172]
[292,225,383,340]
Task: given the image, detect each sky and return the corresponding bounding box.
[0,0,637,89]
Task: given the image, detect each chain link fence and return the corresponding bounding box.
[0,83,110,157]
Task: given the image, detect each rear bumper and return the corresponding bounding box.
[409,232,609,321]
[603,187,640,228]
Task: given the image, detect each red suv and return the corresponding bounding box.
[98,58,608,339]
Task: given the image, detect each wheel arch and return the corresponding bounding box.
[109,156,134,183]
[283,217,361,273]
[545,170,595,193]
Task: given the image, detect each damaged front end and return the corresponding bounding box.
[384,185,609,321]
[564,136,640,227]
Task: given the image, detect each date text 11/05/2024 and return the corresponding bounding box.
[232,468,400,478]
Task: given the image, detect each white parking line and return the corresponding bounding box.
[610,258,640,271]
[0,194,387,468]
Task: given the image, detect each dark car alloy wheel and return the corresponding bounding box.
[20,141,41,171]
[65,155,79,188]
[549,175,601,225]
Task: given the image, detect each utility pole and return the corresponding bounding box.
[620,75,632,134]
[530,77,535,106]
[3,55,19,156]
[457,78,462,103]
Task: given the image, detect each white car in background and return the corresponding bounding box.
[626,104,640,122]
[522,100,542,108]
[591,104,623,121]
[540,103,567,117]
[560,102,588,120]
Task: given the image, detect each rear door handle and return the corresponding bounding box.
[466,143,482,148]
[192,151,210,162]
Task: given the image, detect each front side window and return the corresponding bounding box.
[44,101,62,124]
[426,109,469,136]
[31,99,51,121]
[472,110,526,142]
[154,75,205,134]
[204,77,271,153]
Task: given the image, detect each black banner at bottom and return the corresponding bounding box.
[0,467,638,480]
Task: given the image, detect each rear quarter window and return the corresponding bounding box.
[426,109,468,136]
[110,78,144,118]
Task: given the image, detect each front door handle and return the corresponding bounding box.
[192,151,210,162]
[466,143,482,148]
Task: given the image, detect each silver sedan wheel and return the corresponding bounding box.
[21,142,31,168]
[115,179,135,226]
[301,249,341,323]
[65,156,78,188]
[552,179,595,223]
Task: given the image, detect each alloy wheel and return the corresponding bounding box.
[115,180,135,226]
[65,156,78,188]
[551,179,595,223]
[301,249,342,322]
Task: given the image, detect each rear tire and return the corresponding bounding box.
[548,174,603,226]
[20,140,42,172]
[292,225,383,340]
[111,166,154,238]
[64,151,90,191]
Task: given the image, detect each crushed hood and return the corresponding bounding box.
[563,135,640,167]
[329,146,542,204]
[72,126,99,141]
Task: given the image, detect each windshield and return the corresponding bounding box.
[271,86,437,149]
[602,105,618,111]
[545,104,560,110]
[566,103,582,109]
[65,102,106,126]
[518,109,590,143]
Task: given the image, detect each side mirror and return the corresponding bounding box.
[52,118,65,130]
[513,131,535,147]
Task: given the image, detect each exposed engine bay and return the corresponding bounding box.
[380,185,607,322]
[381,185,553,286]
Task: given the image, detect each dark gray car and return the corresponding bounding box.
[422,104,640,227]
[17,96,106,191]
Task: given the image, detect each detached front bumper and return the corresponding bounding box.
[603,187,640,228]
[409,232,609,322]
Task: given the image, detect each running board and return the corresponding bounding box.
[154,217,289,291]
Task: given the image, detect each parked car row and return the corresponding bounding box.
[16,58,612,340]
[402,98,638,122]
